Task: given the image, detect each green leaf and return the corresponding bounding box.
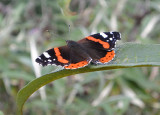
[16,43,160,115]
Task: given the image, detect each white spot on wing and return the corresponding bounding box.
[109,38,113,41]
[48,59,52,62]
[110,32,113,34]
[100,32,108,38]
[43,52,51,58]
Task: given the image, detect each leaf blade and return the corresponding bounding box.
[16,43,160,114]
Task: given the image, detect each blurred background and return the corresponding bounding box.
[0,0,160,115]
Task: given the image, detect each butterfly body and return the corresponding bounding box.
[36,32,121,69]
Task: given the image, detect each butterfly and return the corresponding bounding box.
[36,32,121,69]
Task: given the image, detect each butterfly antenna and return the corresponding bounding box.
[68,24,71,40]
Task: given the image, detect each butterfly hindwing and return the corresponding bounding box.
[64,40,92,69]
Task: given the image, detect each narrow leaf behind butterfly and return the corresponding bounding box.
[16,43,160,115]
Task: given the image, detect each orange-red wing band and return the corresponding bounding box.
[86,36,110,49]
[99,50,115,63]
[54,47,69,64]
[64,60,89,69]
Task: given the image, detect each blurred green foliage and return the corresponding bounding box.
[0,0,160,115]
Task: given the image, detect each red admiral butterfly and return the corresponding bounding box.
[36,32,121,69]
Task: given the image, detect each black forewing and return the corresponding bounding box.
[36,45,70,67]
[90,32,121,50]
